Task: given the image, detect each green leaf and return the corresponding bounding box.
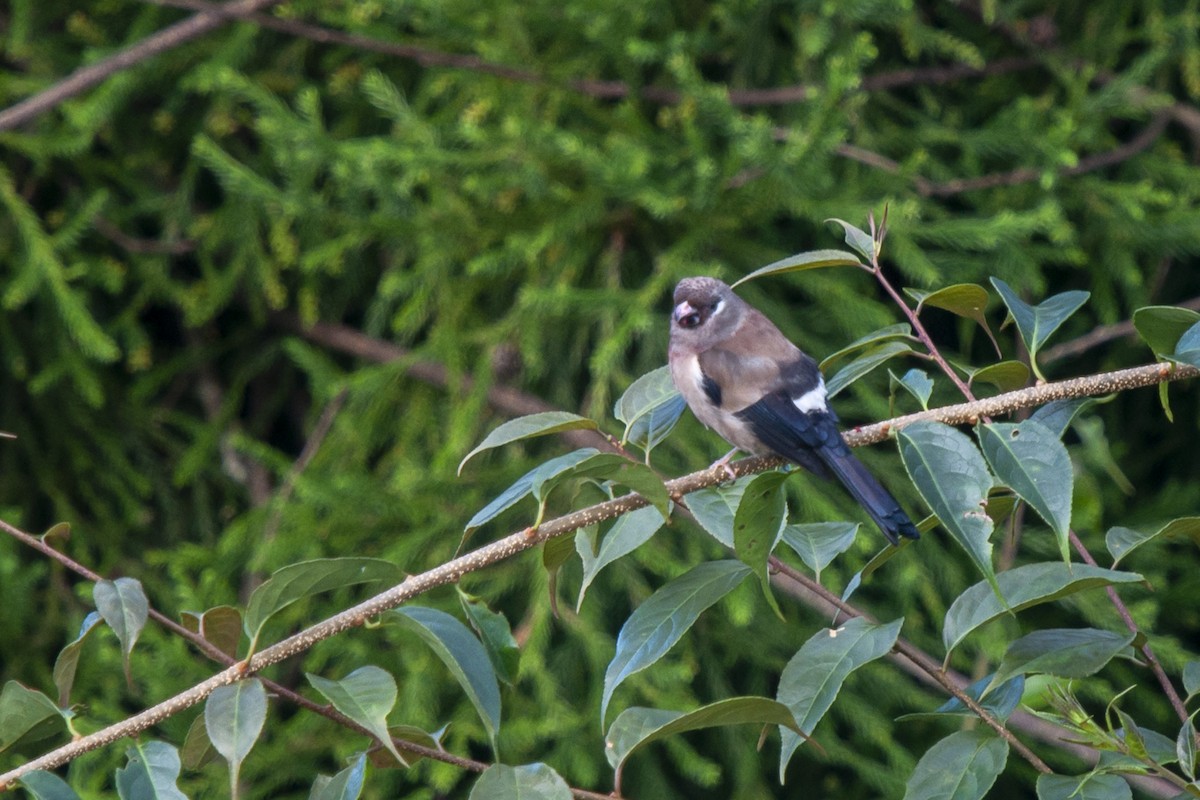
[181,605,243,660]
[205,678,268,797]
[1106,517,1200,565]
[733,471,789,620]
[601,560,752,720]
[826,218,877,261]
[979,420,1073,562]
[943,564,1144,655]
[908,284,995,346]
[614,366,686,452]
[1036,773,1132,800]
[458,590,520,686]
[244,558,403,651]
[468,763,573,800]
[990,278,1089,373]
[180,712,219,770]
[991,629,1136,689]
[903,730,1008,800]
[911,674,1024,722]
[685,475,756,547]
[94,577,149,688]
[777,617,903,778]
[1030,398,1093,438]
[898,421,998,596]
[465,448,598,533]
[458,411,599,474]
[115,740,188,800]
[826,341,913,398]
[577,505,667,611]
[1177,719,1196,781]
[891,368,933,410]
[52,611,102,707]
[779,522,860,580]
[820,323,914,371]
[0,682,66,754]
[20,771,83,800]
[1184,661,1200,700]
[1172,320,1200,367]
[390,607,502,753]
[538,452,670,519]
[731,249,866,287]
[1132,305,1200,357]
[605,698,802,777]
[969,360,1030,393]
[310,753,367,800]
[307,666,405,765]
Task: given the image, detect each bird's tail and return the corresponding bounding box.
[818,447,919,545]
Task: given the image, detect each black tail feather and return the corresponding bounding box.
[818,446,919,545]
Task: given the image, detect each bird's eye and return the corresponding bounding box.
[678,311,701,329]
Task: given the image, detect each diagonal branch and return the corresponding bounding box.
[0,0,286,132]
[0,360,1194,786]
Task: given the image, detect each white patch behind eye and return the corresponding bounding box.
[709,299,725,317]
[792,378,828,413]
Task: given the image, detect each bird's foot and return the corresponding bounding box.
[709,448,739,481]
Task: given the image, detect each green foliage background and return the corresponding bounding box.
[2,0,1199,796]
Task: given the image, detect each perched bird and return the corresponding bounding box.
[668,276,919,544]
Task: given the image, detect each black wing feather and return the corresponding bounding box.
[736,392,919,544]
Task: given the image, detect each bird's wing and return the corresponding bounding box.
[695,308,816,411]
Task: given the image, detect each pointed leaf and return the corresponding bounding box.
[898,421,998,595]
[615,366,687,452]
[458,590,520,686]
[1030,398,1093,438]
[733,471,788,619]
[94,577,148,688]
[181,712,219,770]
[1177,719,1196,781]
[52,611,102,707]
[606,698,802,773]
[1106,517,1200,565]
[459,411,599,473]
[20,771,83,800]
[536,453,670,518]
[465,448,598,533]
[390,607,501,753]
[685,475,756,547]
[602,561,752,720]
[891,368,933,410]
[1185,661,1200,700]
[577,505,666,610]
[910,283,991,327]
[779,522,860,580]
[777,617,903,776]
[1036,773,1132,800]
[115,741,187,800]
[311,753,367,800]
[1132,306,1200,357]
[903,730,1008,800]
[731,249,866,287]
[990,278,1090,361]
[911,674,1024,722]
[307,666,405,765]
[826,218,877,261]
[991,629,1135,689]
[820,323,914,371]
[826,341,913,398]
[1172,320,1200,367]
[0,682,66,753]
[980,420,1073,561]
[969,361,1031,393]
[205,678,268,794]
[943,564,1144,655]
[468,763,572,800]
[244,558,403,650]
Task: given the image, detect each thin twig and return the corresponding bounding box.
[0,0,286,131]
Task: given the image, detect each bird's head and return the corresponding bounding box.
[670,277,744,348]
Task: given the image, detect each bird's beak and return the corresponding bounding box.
[672,301,696,323]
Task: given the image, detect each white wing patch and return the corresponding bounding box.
[792,377,828,413]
